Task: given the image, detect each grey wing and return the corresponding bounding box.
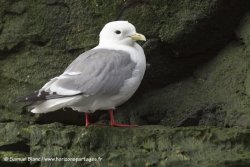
[47,49,137,96]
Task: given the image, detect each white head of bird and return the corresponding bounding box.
[99,21,146,46]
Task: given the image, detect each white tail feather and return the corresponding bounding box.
[31,97,79,113]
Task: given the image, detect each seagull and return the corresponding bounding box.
[17,21,146,127]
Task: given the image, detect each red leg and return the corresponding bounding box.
[85,112,106,127]
[85,112,90,127]
[109,110,138,127]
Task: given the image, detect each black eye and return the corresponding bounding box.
[115,30,121,34]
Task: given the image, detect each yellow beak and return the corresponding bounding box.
[130,33,146,41]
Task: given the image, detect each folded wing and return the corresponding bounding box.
[17,49,136,102]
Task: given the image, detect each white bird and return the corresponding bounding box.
[17,21,146,127]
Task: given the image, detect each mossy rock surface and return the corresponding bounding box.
[1,0,250,166]
[1,122,250,167]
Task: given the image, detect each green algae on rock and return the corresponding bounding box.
[24,123,250,167]
[1,0,250,166]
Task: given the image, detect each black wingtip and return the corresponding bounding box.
[15,90,45,103]
[16,91,84,103]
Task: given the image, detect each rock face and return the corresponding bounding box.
[1,0,250,166]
